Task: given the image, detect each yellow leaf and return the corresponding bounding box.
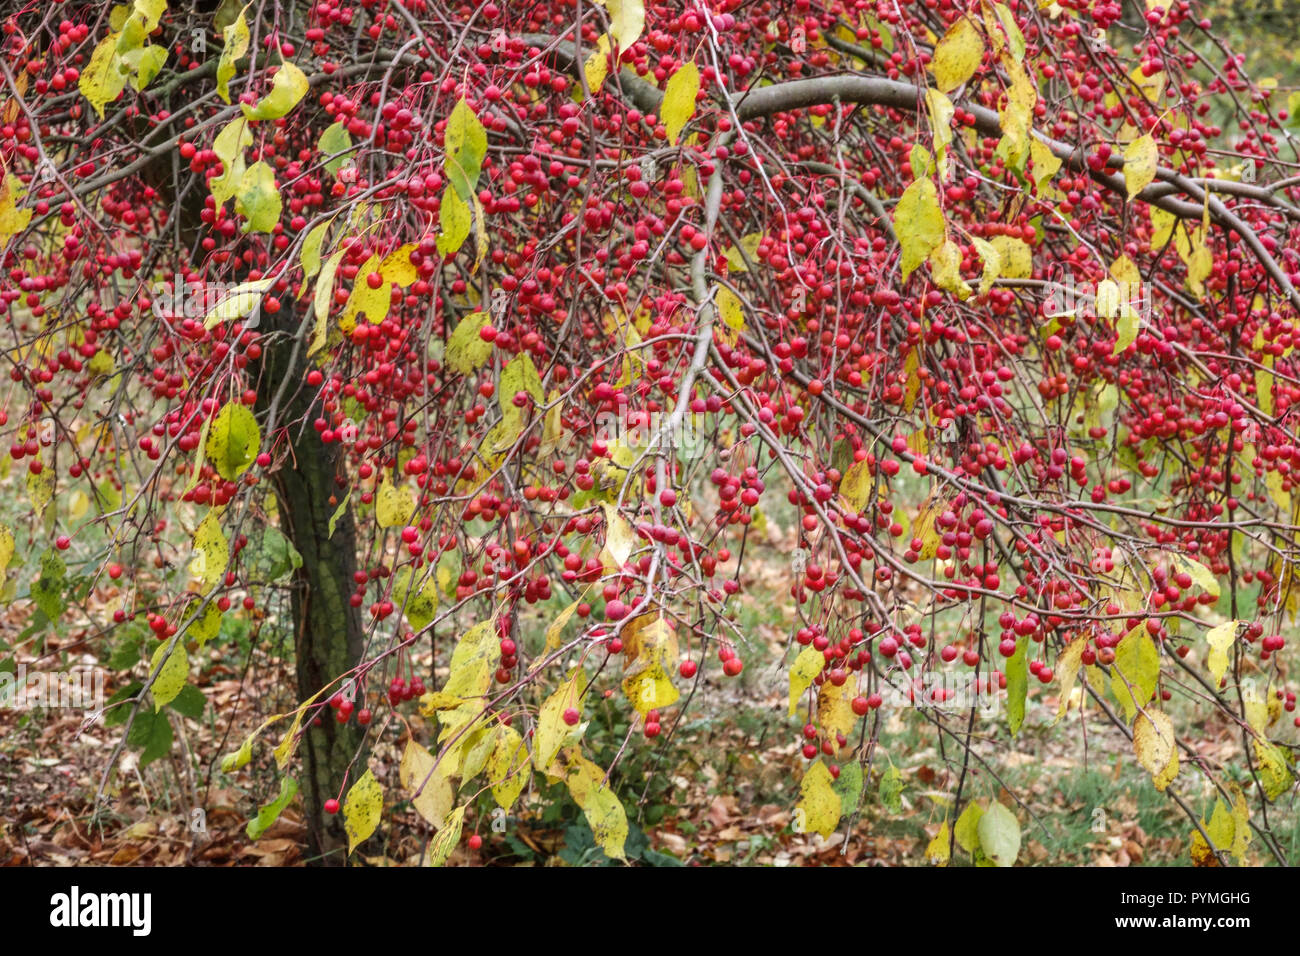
[795,761,841,838]
[0,524,13,586]
[723,233,763,273]
[442,618,500,700]
[80,33,128,118]
[1254,739,1294,800]
[446,310,493,376]
[1257,356,1275,417]
[621,616,679,716]
[605,0,645,51]
[954,800,983,853]
[988,235,1031,279]
[1190,799,1233,865]
[310,247,346,355]
[929,238,969,298]
[341,253,390,331]
[211,118,252,204]
[930,17,984,92]
[375,476,416,528]
[205,401,260,480]
[202,277,271,330]
[149,642,188,711]
[0,172,33,240]
[661,60,699,146]
[1054,636,1089,719]
[342,768,383,854]
[534,673,585,772]
[715,285,745,346]
[894,179,945,279]
[925,88,955,180]
[272,690,325,770]
[437,185,472,256]
[487,724,531,811]
[427,805,465,866]
[1123,134,1158,200]
[1133,709,1179,791]
[970,236,1002,295]
[26,461,54,517]
[191,511,228,593]
[584,34,611,93]
[923,820,951,865]
[546,590,588,650]
[839,457,872,512]
[217,4,251,104]
[1029,138,1061,191]
[400,739,455,828]
[381,243,420,287]
[241,61,308,120]
[556,748,627,860]
[817,678,857,738]
[600,502,635,567]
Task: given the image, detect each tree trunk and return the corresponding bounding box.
[257,322,366,865]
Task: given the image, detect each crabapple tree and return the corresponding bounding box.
[1,0,1298,864]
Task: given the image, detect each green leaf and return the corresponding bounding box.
[437,186,472,257]
[832,761,864,818]
[1109,622,1159,724]
[444,98,487,200]
[169,683,207,719]
[879,763,904,813]
[241,61,308,120]
[1006,635,1028,736]
[247,776,299,840]
[328,492,351,538]
[245,525,302,582]
[129,710,173,766]
[318,121,353,176]
[234,161,282,233]
[32,549,67,622]
[446,311,493,376]
[206,402,261,480]
[976,801,1020,867]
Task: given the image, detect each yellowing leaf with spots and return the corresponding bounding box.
[206,402,260,480]
[0,524,13,586]
[0,172,33,240]
[149,642,188,711]
[446,311,493,376]
[426,805,465,867]
[437,186,472,257]
[715,285,745,345]
[894,179,944,279]
[1124,134,1158,200]
[925,820,951,865]
[1133,708,1179,791]
[838,457,872,512]
[27,461,54,517]
[795,760,841,838]
[375,476,416,528]
[1254,739,1294,800]
[970,236,1002,296]
[534,672,585,772]
[341,253,390,331]
[217,4,250,104]
[80,32,128,118]
[817,678,858,739]
[557,748,627,860]
[931,17,984,92]
[1205,620,1236,686]
[1029,138,1061,191]
[929,238,969,298]
[1190,798,1233,865]
[988,235,1031,279]
[203,277,271,330]
[342,768,382,854]
[487,724,531,811]
[191,511,228,593]
[662,61,699,146]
